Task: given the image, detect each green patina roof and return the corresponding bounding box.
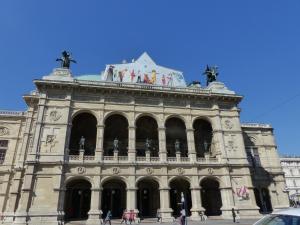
[75,74,102,81]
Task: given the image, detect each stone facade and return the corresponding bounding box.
[280,156,300,204]
[0,55,289,225]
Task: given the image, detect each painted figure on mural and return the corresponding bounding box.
[162,75,166,86]
[151,69,157,84]
[136,70,142,83]
[166,74,173,86]
[107,65,114,81]
[144,74,150,83]
[130,69,136,82]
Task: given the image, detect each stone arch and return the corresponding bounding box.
[101,177,127,218]
[164,114,188,125]
[136,177,160,218]
[192,116,214,129]
[64,175,95,189]
[135,115,159,157]
[64,178,92,221]
[69,112,97,155]
[103,113,129,156]
[169,176,192,216]
[135,113,159,125]
[136,176,161,188]
[100,176,128,188]
[71,109,99,123]
[103,111,130,124]
[193,118,213,158]
[200,177,222,216]
[165,117,188,157]
[199,175,224,188]
[168,176,191,186]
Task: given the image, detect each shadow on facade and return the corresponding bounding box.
[64,179,91,221]
[137,178,160,218]
[165,118,188,157]
[193,119,213,157]
[200,178,222,216]
[136,116,159,157]
[69,113,97,155]
[104,114,128,156]
[102,179,127,218]
[169,178,192,216]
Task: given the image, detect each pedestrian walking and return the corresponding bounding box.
[236,210,240,223]
[180,208,186,225]
[104,210,112,225]
[121,210,127,224]
[231,208,236,223]
[156,209,162,223]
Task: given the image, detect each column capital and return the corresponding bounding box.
[158,127,166,131]
[97,124,105,128]
[128,126,136,129]
[186,128,194,132]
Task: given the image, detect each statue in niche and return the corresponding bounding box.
[113,137,119,151]
[56,50,77,69]
[79,136,85,150]
[203,65,218,86]
[145,138,152,152]
[175,139,180,152]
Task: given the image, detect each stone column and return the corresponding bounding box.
[87,188,102,225]
[220,187,234,219]
[190,187,204,220]
[128,126,136,162]
[159,188,173,221]
[186,128,197,162]
[158,127,167,162]
[96,124,104,161]
[126,188,137,210]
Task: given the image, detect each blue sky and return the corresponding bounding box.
[0,1,299,155]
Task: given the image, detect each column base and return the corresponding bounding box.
[12,211,28,225]
[190,207,205,221]
[26,210,60,225]
[86,210,102,225]
[160,208,173,222]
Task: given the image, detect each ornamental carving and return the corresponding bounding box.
[0,127,9,136]
[146,167,153,175]
[77,167,86,174]
[224,120,233,129]
[112,167,120,174]
[46,135,55,145]
[49,110,62,122]
[177,168,184,175]
[208,168,214,175]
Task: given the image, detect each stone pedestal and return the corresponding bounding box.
[176,151,181,161]
[42,68,74,82]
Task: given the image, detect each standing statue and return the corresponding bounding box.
[203,65,218,86]
[56,50,77,69]
[145,138,152,151]
[175,139,180,152]
[113,137,119,151]
[79,136,85,150]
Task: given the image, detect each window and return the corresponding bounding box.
[246,147,261,167]
[0,140,8,164]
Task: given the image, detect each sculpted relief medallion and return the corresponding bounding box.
[77,167,86,174]
[49,110,62,122]
[0,127,9,136]
[224,120,233,129]
[146,167,154,175]
[112,167,120,174]
[177,168,185,175]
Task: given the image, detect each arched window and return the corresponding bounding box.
[136,116,158,157]
[69,113,97,155]
[193,119,213,157]
[165,117,188,157]
[103,114,128,156]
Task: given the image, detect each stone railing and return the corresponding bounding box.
[0,110,25,117]
[241,123,271,128]
[197,157,220,164]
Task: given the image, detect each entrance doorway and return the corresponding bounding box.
[200,178,222,216]
[137,179,160,218]
[64,179,91,221]
[102,179,126,218]
[169,178,192,217]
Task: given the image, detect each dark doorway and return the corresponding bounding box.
[193,119,213,157]
[102,179,126,218]
[165,118,188,157]
[200,178,222,216]
[104,114,128,156]
[64,179,91,221]
[69,113,97,155]
[136,116,159,157]
[169,178,191,217]
[254,187,273,213]
[137,179,160,218]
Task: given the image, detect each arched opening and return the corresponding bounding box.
[200,178,222,216]
[169,178,192,217]
[69,113,97,155]
[101,179,126,218]
[136,116,159,157]
[104,114,128,156]
[64,179,91,221]
[137,178,160,218]
[165,118,188,157]
[193,119,213,157]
